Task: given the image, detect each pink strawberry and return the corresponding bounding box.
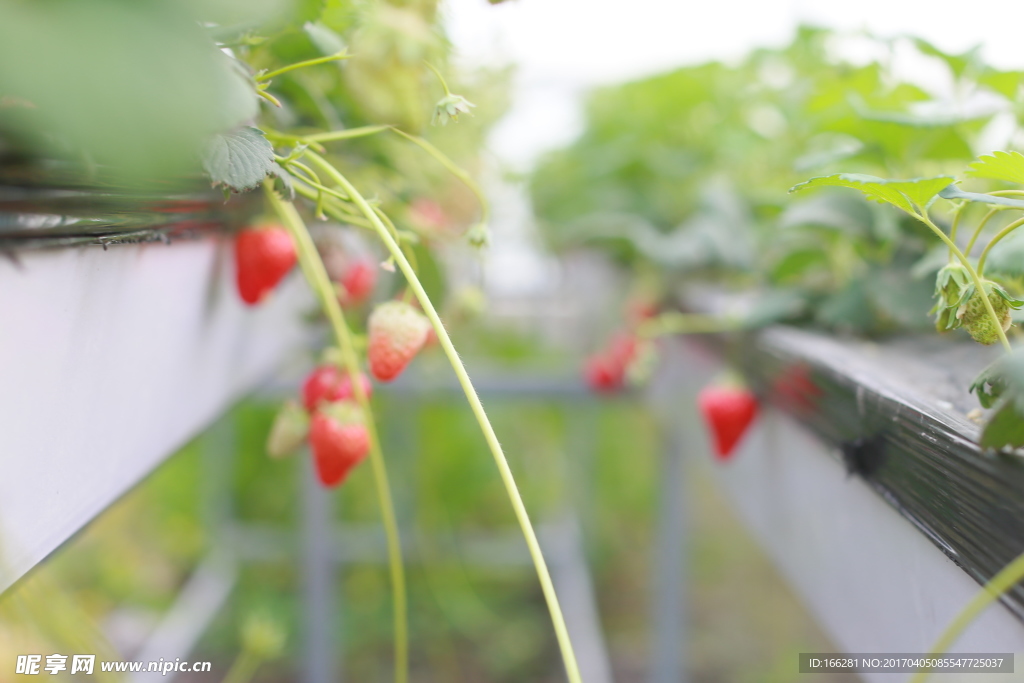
[367,301,431,382]
[339,260,377,307]
[409,197,447,232]
[607,332,638,368]
[697,386,758,461]
[309,401,370,488]
[234,225,297,305]
[582,331,638,394]
[302,365,373,411]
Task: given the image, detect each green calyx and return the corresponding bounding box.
[320,399,365,426]
[931,263,972,333]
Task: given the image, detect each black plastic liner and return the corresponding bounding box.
[0,157,256,249]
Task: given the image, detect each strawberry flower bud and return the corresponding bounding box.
[432,93,475,126]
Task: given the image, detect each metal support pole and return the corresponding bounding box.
[302,450,338,683]
[650,419,688,683]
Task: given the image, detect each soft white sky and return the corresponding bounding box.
[444,0,1024,169]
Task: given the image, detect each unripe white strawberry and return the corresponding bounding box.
[367,301,431,382]
[266,400,309,458]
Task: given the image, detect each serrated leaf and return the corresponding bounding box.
[789,174,953,215]
[966,151,1024,186]
[203,126,276,192]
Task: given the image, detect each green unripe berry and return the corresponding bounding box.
[958,288,1012,345]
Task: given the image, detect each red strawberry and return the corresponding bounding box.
[584,353,623,393]
[302,365,373,411]
[234,225,297,305]
[336,372,374,402]
[339,260,377,307]
[367,301,431,382]
[309,401,370,488]
[698,386,758,460]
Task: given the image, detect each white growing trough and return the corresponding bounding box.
[0,238,307,593]
[668,329,1024,683]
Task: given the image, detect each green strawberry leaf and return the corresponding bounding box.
[789,174,953,215]
[203,126,276,193]
[972,347,1024,416]
[980,397,1024,450]
[970,357,1008,408]
[978,70,1024,99]
[912,38,981,79]
[965,151,1024,186]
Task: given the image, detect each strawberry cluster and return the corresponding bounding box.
[267,365,374,487]
[582,297,659,394]
[583,333,639,393]
[235,224,433,488]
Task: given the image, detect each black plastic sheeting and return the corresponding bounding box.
[727,326,1024,622]
[0,158,256,249]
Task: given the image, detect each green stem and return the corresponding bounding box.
[255,89,283,108]
[964,208,1003,257]
[265,185,409,683]
[303,151,583,683]
[260,52,350,82]
[977,216,1024,275]
[916,212,1011,352]
[947,203,965,259]
[637,312,741,338]
[390,128,490,232]
[424,61,452,96]
[304,125,393,144]
[909,550,1024,683]
[291,183,372,228]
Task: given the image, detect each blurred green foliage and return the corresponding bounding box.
[531,27,1024,336]
[3,363,857,680]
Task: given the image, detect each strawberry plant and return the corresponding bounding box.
[531,25,1024,678]
[1,0,578,680]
